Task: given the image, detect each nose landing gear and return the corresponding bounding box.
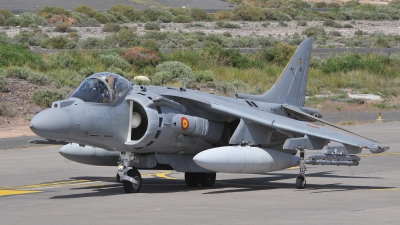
[118,152,142,193]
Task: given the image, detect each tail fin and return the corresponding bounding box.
[236,38,313,107]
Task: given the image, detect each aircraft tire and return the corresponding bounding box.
[185,172,200,187]
[116,173,122,183]
[199,173,216,187]
[123,168,142,193]
[295,176,306,189]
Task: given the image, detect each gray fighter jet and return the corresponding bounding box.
[29,38,389,193]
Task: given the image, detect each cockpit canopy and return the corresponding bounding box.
[71,72,131,103]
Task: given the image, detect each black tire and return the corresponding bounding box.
[199,173,216,187]
[185,172,200,187]
[295,176,306,189]
[116,173,122,183]
[123,169,142,193]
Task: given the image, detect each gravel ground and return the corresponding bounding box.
[1,20,400,47]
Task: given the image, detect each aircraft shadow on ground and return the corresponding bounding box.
[49,172,389,199]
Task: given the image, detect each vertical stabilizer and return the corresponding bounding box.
[236,38,313,107]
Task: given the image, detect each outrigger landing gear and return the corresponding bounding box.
[296,148,307,189]
[118,152,142,193]
[185,172,216,188]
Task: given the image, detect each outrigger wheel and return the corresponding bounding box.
[123,168,142,193]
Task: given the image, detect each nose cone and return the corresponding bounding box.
[30,108,71,140]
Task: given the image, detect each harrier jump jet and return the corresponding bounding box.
[29,38,389,193]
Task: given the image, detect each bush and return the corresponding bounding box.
[140,9,173,22]
[0,43,44,68]
[297,20,307,26]
[144,21,160,30]
[47,52,80,70]
[109,4,137,21]
[329,31,342,37]
[196,70,215,82]
[30,89,64,107]
[46,69,84,88]
[74,4,97,18]
[0,9,14,26]
[27,73,51,85]
[323,19,342,28]
[213,11,232,20]
[4,66,35,79]
[0,74,10,92]
[98,53,131,71]
[54,23,74,32]
[102,22,121,32]
[36,6,71,19]
[169,8,189,16]
[41,36,70,49]
[152,61,196,85]
[172,15,192,23]
[79,37,104,49]
[233,5,265,21]
[103,28,139,47]
[189,8,210,21]
[0,102,18,117]
[121,46,160,67]
[302,25,326,38]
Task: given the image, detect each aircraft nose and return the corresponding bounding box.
[30,108,71,140]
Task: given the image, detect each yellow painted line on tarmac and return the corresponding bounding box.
[0,189,42,197]
[155,172,179,180]
[371,188,400,191]
[287,166,300,170]
[1,180,93,189]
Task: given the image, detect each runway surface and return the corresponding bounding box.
[0,122,400,224]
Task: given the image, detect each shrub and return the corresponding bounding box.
[140,38,159,51]
[302,25,326,38]
[109,4,137,21]
[233,5,265,21]
[0,9,14,26]
[36,6,70,19]
[27,73,51,85]
[329,30,342,37]
[213,11,232,20]
[74,4,97,18]
[98,53,131,71]
[189,8,210,21]
[103,28,139,47]
[169,8,188,16]
[172,15,192,23]
[54,23,74,32]
[389,0,400,8]
[17,12,48,27]
[0,73,10,92]
[13,30,35,45]
[343,24,354,28]
[78,37,103,49]
[4,66,35,79]
[297,20,307,26]
[46,69,84,87]
[121,46,160,67]
[47,52,80,70]
[102,22,121,32]
[196,70,215,82]
[144,21,160,30]
[30,89,64,107]
[41,36,70,49]
[140,9,173,22]
[216,21,241,29]
[77,17,100,27]
[0,102,18,117]
[152,61,196,85]
[374,36,390,48]
[0,43,44,67]
[323,19,342,28]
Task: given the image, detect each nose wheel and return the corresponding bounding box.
[118,152,142,193]
[296,148,307,189]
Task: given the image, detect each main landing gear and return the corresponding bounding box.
[296,149,306,189]
[118,152,142,193]
[185,172,216,187]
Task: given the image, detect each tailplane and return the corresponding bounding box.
[236,38,313,107]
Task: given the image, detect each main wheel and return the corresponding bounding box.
[295,176,306,189]
[199,173,216,187]
[185,172,200,187]
[123,168,142,193]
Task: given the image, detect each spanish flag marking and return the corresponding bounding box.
[181,117,189,130]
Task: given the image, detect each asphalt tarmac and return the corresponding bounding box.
[0,122,399,224]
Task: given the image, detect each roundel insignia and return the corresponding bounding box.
[181,117,189,130]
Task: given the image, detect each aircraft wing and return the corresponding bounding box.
[206,102,389,153]
[177,98,389,153]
